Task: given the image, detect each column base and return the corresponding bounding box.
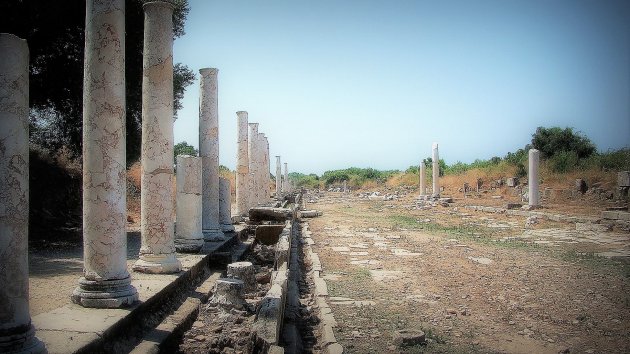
[132,253,181,274]
[0,325,46,354]
[174,238,204,253]
[220,223,235,233]
[203,228,225,242]
[71,276,138,308]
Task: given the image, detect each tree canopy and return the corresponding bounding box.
[0,0,195,165]
[531,126,596,159]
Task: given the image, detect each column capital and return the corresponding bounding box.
[236,110,248,117]
[143,0,176,10]
[199,67,218,75]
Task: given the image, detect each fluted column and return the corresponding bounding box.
[432,143,440,198]
[283,162,289,193]
[419,162,426,196]
[529,149,540,207]
[235,111,249,216]
[0,33,46,354]
[72,0,139,307]
[198,68,222,240]
[219,177,235,232]
[248,123,259,208]
[175,155,204,252]
[275,156,282,199]
[134,0,181,273]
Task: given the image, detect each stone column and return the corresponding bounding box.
[432,143,440,198]
[261,134,269,202]
[419,162,426,196]
[0,33,46,354]
[343,180,348,193]
[235,111,249,216]
[275,156,282,198]
[175,155,204,252]
[284,162,289,193]
[248,123,259,208]
[72,0,139,308]
[134,1,181,273]
[219,177,235,232]
[198,68,222,240]
[528,149,540,207]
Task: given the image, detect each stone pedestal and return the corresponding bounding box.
[175,155,204,252]
[73,0,139,308]
[248,123,260,208]
[0,33,46,354]
[134,0,181,274]
[208,278,246,311]
[236,111,249,216]
[419,163,427,195]
[227,261,257,293]
[432,143,440,197]
[528,149,540,207]
[199,68,222,241]
[275,156,282,198]
[219,177,235,233]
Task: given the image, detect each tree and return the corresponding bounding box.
[0,0,195,165]
[174,141,198,162]
[531,127,596,159]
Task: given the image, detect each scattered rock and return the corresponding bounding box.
[392,329,426,347]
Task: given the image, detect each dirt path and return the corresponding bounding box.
[307,192,630,353]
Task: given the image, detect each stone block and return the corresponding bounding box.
[618,171,630,187]
[255,224,285,245]
[507,177,519,187]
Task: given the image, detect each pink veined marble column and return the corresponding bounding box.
[283,162,289,193]
[219,177,235,232]
[529,149,540,207]
[198,68,222,241]
[0,33,46,354]
[175,155,204,252]
[134,0,181,273]
[235,111,249,216]
[72,0,139,308]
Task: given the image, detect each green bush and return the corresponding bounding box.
[531,126,595,159]
[549,150,579,173]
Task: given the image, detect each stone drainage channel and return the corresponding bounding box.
[118,206,327,354]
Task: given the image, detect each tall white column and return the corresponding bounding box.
[261,134,269,203]
[73,0,139,307]
[419,162,426,196]
[175,155,204,252]
[275,156,282,198]
[528,149,540,207]
[198,68,222,240]
[0,33,46,353]
[432,143,440,198]
[235,111,249,216]
[219,177,235,232]
[284,162,289,193]
[248,123,259,208]
[134,0,181,273]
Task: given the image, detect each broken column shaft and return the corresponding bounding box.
[419,162,426,196]
[134,0,181,273]
[72,0,138,308]
[0,33,46,353]
[248,123,260,209]
[219,177,235,233]
[275,156,282,199]
[432,143,440,198]
[529,149,540,207]
[175,155,204,252]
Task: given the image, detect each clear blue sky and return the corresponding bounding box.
[173,0,629,175]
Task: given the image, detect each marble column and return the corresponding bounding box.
[419,162,426,196]
[134,0,181,273]
[175,156,204,252]
[528,149,540,207]
[248,123,259,208]
[283,162,289,193]
[198,68,222,240]
[0,33,46,354]
[219,177,235,233]
[275,156,282,198]
[72,0,139,308]
[432,143,440,198]
[261,134,269,202]
[235,111,249,216]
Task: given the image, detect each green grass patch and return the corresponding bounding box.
[560,250,630,278]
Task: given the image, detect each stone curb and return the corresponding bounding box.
[301,222,344,354]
